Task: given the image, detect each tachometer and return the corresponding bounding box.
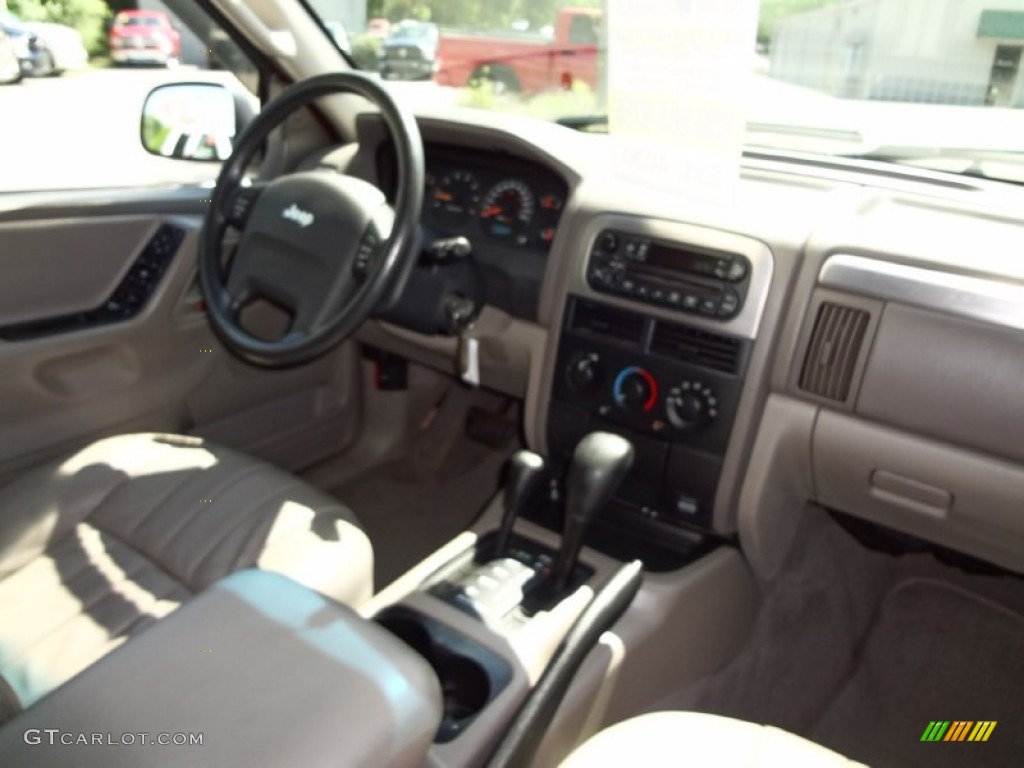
[479,179,535,243]
[428,170,481,229]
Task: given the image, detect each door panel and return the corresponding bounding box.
[0,195,362,481]
[0,217,156,325]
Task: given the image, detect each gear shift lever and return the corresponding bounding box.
[494,450,546,556]
[551,432,634,593]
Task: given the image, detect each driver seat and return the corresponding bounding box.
[0,432,373,725]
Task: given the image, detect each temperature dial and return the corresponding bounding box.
[666,381,719,429]
[614,367,659,413]
[566,351,603,394]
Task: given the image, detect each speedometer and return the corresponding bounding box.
[479,179,535,243]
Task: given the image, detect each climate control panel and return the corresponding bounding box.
[546,297,752,540]
[566,354,724,432]
[557,348,736,455]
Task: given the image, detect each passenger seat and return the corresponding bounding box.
[560,712,865,766]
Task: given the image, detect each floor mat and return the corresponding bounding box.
[675,511,894,734]
[810,578,1024,768]
[330,388,518,589]
[672,512,1024,767]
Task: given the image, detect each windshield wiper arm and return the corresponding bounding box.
[556,114,608,131]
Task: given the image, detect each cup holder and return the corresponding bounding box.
[436,655,490,722]
[376,607,512,743]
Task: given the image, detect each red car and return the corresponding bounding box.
[108,9,180,67]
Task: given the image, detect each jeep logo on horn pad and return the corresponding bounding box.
[282,204,314,228]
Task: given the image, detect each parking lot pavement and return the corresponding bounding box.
[380,77,461,111]
[0,67,238,192]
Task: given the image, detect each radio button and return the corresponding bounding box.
[727,259,748,282]
[719,288,740,317]
[588,270,609,291]
[597,231,619,254]
[698,297,720,316]
[682,294,699,310]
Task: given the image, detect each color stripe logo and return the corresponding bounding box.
[921,721,996,742]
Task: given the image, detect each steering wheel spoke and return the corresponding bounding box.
[222,182,269,229]
[198,73,423,368]
[352,219,390,281]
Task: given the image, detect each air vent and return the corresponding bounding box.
[650,321,743,374]
[569,301,645,346]
[799,302,870,401]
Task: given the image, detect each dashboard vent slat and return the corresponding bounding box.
[650,321,742,374]
[569,301,645,346]
[799,302,869,401]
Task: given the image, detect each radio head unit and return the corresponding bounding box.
[587,229,751,319]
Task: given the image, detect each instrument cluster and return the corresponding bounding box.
[423,146,568,253]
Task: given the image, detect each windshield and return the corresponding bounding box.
[312,0,1024,184]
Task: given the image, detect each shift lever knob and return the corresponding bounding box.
[552,432,634,592]
[494,450,546,556]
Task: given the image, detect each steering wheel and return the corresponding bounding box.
[199,72,424,367]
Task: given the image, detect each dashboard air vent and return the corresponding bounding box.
[799,302,869,401]
[569,301,645,346]
[650,321,743,374]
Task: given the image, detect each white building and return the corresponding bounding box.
[770,0,1024,106]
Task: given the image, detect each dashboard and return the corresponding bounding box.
[354,108,1024,577]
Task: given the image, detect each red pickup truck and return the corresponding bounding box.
[434,8,600,95]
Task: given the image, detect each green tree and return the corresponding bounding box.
[758,0,838,46]
[10,0,110,56]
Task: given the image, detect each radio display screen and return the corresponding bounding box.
[629,242,724,279]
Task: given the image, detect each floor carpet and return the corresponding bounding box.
[664,511,1024,767]
[329,388,518,589]
[811,578,1024,767]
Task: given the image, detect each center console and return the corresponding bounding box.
[357,433,644,767]
[541,218,773,567]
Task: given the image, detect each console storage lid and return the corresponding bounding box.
[0,569,443,767]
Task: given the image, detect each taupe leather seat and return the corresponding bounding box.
[0,433,372,724]
[560,712,866,767]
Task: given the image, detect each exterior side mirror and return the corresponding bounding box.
[140,82,244,162]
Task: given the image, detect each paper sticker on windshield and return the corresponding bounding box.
[607,0,758,203]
